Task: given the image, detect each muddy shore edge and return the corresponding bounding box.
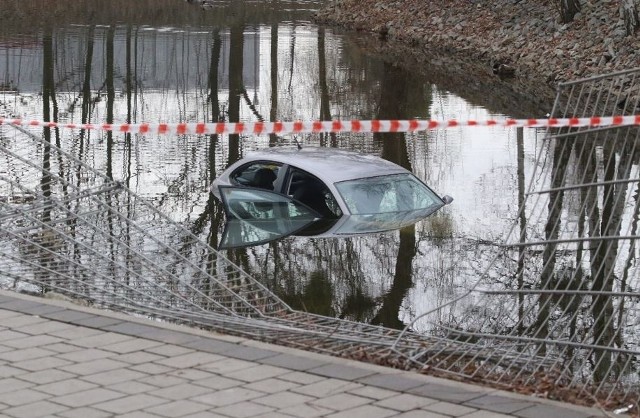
[313,0,640,116]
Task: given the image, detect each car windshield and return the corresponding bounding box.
[335,173,443,215]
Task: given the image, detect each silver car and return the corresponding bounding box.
[210,147,452,247]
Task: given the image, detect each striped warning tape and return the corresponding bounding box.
[2,115,640,135]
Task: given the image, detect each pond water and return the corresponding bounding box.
[0,0,561,329]
[3,1,640,405]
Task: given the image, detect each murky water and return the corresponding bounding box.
[0,0,552,329]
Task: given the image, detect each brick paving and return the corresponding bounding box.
[0,290,616,418]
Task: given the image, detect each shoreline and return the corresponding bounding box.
[313,0,640,115]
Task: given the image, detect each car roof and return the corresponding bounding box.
[245,147,408,183]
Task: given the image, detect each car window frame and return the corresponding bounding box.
[229,160,285,191]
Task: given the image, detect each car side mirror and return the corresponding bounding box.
[442,195,454,205]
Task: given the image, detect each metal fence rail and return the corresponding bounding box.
[1,70,640,414]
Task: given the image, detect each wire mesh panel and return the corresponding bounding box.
[0,126,290,318]
[0,124,440,364]
[396,69,640,411]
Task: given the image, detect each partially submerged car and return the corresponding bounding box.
[210,147,452,248]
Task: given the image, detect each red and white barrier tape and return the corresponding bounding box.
[2,115,640,135]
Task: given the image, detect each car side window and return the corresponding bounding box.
[230,162,281,191]
[286,168,342,218]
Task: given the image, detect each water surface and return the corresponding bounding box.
[1,0,549,330]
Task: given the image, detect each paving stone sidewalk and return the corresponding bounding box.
[0,290,618,418]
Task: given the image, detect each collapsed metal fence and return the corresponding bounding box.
[0,123,440,362]
[1,69,639,413]
[397,68,640,412]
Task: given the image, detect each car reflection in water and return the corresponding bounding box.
[211,147,453,249]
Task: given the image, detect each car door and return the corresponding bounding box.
[217,186,323,249]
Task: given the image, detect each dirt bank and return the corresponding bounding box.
[313,0,640,114]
